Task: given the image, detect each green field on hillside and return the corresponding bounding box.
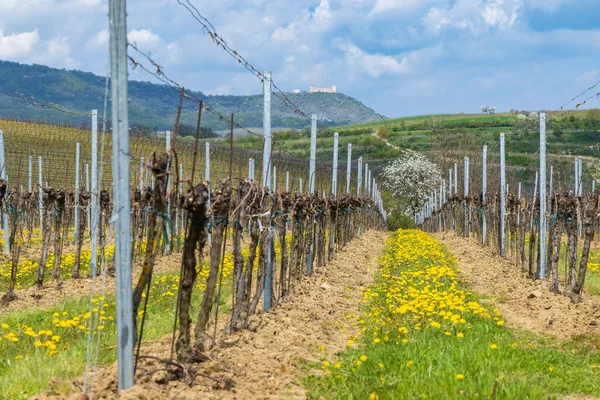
[234,110,600,185]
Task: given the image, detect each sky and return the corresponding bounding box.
[0,0,599,118]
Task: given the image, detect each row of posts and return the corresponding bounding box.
[105,0,388,388]
[417,112,593,281]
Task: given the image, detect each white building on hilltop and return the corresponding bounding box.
[309,85,337,93]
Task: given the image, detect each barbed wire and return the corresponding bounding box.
[556,78,600,112]
[127,46,324,162]
[174,0,313,121]
[574,91,600,109]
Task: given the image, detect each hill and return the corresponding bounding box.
[0,60,385,130]
[234,110,600,189]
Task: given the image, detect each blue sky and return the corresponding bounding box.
[0,0,599,117]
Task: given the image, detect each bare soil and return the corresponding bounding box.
[434,231,600,339]
[41,230,388,400]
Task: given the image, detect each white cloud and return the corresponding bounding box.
[165,42,182,64]
[127,29,161,51]
[47,36,70,59]
[341,41,409,77]
[272,0,334,43]
[85,29,108,51]
[423,0,480,33]
[0,29,39,59]
[482,0,521,28]
[423,0,521,33]
[370,0,442,16]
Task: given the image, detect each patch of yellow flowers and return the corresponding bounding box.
[356,229,494,345]
[0,243,115,290]
[321,229,498,380]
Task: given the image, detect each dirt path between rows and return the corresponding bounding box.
[45,230,388,400]
[434,231,600,339]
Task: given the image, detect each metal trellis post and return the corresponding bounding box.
[539,113,547,279]
[109,0,134,390]
[500,132,506,257]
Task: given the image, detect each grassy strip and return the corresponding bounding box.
[304,229,600,399]
[0,258,233,400]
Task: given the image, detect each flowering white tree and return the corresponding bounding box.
[382,153,442,214]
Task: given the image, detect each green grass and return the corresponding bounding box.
[0,265,233,400]
[303,229,600,399]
